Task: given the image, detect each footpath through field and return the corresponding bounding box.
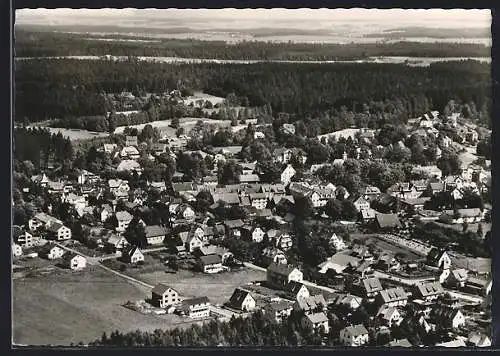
[55,242,154,289]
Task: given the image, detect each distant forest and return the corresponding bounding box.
[14,29,491,60]
[15,58,491,130]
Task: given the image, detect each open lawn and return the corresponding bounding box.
[135,267,267,306]
[12,265,194,346]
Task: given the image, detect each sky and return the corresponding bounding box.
[16,8,491,29]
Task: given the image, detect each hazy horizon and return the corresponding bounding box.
[15,8,491,44]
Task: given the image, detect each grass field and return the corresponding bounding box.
[26,126,111,141]
[12,265,192,346]
[135,267,267,305]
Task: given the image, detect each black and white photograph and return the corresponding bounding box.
[12,8,492,348]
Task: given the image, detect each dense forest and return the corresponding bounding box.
[15,29,491,60]
[13,127,74,169]
[15,58,491,129]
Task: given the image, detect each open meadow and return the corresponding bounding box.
[134,267,267,306]
[12,265,192,346]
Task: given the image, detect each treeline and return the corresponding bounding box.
[16,58,491,126]
[15,29,491,60]
[14,127,74,169]
[90,310,329,347]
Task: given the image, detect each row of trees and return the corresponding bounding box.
[16,29,491,60]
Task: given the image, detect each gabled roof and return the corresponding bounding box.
[342,324,368,337]
[379,287,408,303]
[363,186,381,195]
[377,306,399,320]
[145,225,167,238]
[286,281,308,296]
[116,211,133,222]
[229,288,253,307]
[212,193,240,205]
[224,219,245,229]
[47,222,66,233]
[107,234,126,246]
[388,339,413,347]
[182,296,210,307]
[468,333,491,346]
[354,196,369,205]
[124,245,143,257]
[267,262,298,276]
[152,283,177,295]
[363,277,383,294]
[265,300,293,312]
[297,294,327,311]
[306,312,328,324]
[416,281,444,298]
[239,174,261,183]
[451,268,468,281]
[430,305,463,323]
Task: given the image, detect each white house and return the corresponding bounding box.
[302,312,330,334]
[48,223,72,241]
[377,306,402,327]
[329,233,347,251]
[115,211,133,232]
[353,196,370,212]
[180,297,211,318]
[64,253,87,270]
[267,263,303,289]
[229,288,257,312]
[42,245,65,260]
[151,284,180,308]
[120,146,140,160]
[12,243,22,257]
[123,246,145,264]
[281,164,296,186]
[340,325,370,347]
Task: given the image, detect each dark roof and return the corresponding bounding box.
[229,288,253,308]
[152,283,177,295]
[267,262,297,276]
[430,305,463,322]
[286,281,308,295]
[199,254,222,265]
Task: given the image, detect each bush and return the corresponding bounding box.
[119,264,127,272]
